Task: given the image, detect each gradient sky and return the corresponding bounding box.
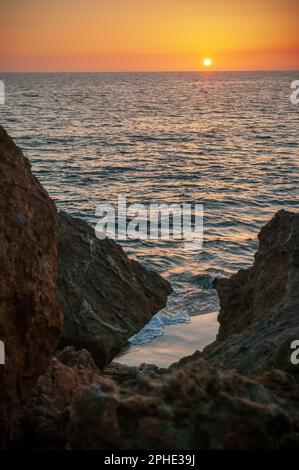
[1,0,299,72]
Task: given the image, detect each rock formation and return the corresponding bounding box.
[1,126,299,450]
[27,209,299,450]
[68,360,299,450]
[0,126,172,446]
[202,210,299,375]
[23,348,101,448]
[23,348,299,450]
[0,126,63,446]
[57,211,172,368]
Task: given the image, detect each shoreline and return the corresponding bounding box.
[115,312,219,368]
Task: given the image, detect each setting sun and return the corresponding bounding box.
[203,58,212,67]
[0,2,299,72]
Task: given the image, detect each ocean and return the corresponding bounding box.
[1,71,298,346]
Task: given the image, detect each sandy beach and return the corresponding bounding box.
[115,312,219,368]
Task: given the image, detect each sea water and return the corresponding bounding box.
[0,71,298,345]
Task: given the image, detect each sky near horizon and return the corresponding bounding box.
[1,0,299,72]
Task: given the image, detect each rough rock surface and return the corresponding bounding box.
[0,126,62,446]
[20,210,299,450]
[23,350,299,450]
[202,210,299,374]
[23,348,102,448]
[57,211,172,369]
[26,350,299,450]
[68,359,299,450]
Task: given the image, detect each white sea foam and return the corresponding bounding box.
[129,311,190,345]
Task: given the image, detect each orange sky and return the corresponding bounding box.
[1,0,299,72]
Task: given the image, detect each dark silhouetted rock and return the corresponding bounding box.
[22,209,299,449]
[57,212,172,369]
[23,350,299,450]
[0,126,63,446]
[23,347,103,448]
[68,358,299,450]
[202,210,299,374]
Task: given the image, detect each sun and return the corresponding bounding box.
[203,58,212,67]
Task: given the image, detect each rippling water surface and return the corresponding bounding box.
[1,72,298,344]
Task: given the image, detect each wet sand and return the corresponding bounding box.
[115,312,219,368]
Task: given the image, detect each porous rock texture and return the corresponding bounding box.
[57,211,172,368]
[68,360,299,450]
[38,209,299,450]
[23,348,101,448]
[23,348,299,450]
[0,126,63,446]
[202,210,299,374]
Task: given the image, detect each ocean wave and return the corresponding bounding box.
[129,310,190,345]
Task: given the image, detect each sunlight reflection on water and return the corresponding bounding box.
[1,71,298,344]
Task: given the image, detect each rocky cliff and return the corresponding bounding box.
[0,126,63,446]
[1,126,299,450]
[57,211,172,368]
[23,210,299,450]
[0,126,172,445]
[202,210,299,374]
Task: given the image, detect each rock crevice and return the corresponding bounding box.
[1,126,299,449]
[57,211,172,369]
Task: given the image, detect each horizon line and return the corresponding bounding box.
[1,69,299,74]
